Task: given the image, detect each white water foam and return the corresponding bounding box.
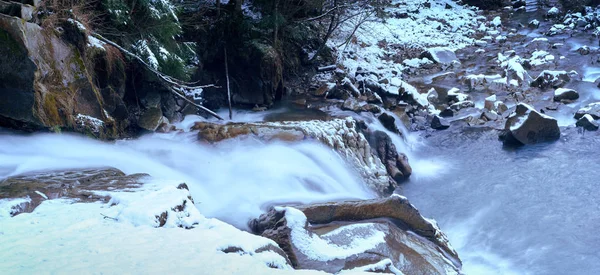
[0,132,375,229]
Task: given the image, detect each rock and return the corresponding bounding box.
[0,14,127,138]
[138,107,163,131]
[249,196,461,274]
[0,168,147,216]
[576,114,599,131]
[366,131,412,184]
[484,94,497,111]
[313,82,336,97]
[531,70,570,88]
[481,110,499,121]
[447,87,470,103]
[377,113,399,134]
[496,101,509,115]
[420,47,460,65]
[341,98,361,112]
[491,16,502,27]
[501,103,560,145]
[529,19,540,28]
[553,88,579,102]
[431,115,450,130]
[427,88,439,104]
[361,104,381,113]
[577,45,590,55]
[450,100,475,111]
[440,108,455,117]
[547,7,560,17]
[341,77,360,97]
[574,102,600,119]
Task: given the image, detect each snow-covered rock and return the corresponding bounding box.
[553,88,579,102]
[420,47,460,65]
[249,196,461,274]
[531,70,571,88]
[501,103,560,145]
[447,87,469,103]
[575,102,600,119]
[576,114,599,131]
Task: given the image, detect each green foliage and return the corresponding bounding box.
[99,0,196,80]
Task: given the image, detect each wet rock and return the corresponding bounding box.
[576,114,599,131]
[427,88,439,104]
[501,103,560,145]
[341,98,361,112]
[553,88,579,102]
[574,102,600,119]
[431,115,450,130]
[420,47,460,65]
[366,131,412,183]
[375,113,394,132]
[0,168,147,216]
[361,104,381,114]
[138,107,164,131]
[249,196,461,274]
[531,70,570,88]
[577,45,590,55]
[495,101,509,114]
[439,108,455,117]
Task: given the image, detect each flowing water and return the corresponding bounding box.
[0,127,375,229]
[403,128,600,275]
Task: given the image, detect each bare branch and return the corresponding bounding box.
[90,32,223,120]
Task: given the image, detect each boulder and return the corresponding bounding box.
[484,94,497,111]
[531,70,570,88]
[377,112,399,134]
[431,115,450,130]
[553,88,579,102]
[577,45,590,55]
[501,103,560,145]
[440,108,455,117]
[420,47,460,65]
[249,195,461,274]
[574,102,600,119]
[447,87,470,103]
[576,114,599,131]
[138,107,163,131]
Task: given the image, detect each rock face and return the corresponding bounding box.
[0,14,128,138]
[192,118,400,194]
[249,195,461,274]
[501,103,560,145]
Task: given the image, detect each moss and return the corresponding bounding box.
[42,93,63,126]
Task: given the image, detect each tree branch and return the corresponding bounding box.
[90,32,223,120]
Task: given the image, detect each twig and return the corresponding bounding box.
[225,47,232,120]
[100,213,118,221]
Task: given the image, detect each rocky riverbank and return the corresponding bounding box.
[3,0,600,274]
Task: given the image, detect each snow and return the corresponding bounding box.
[34,190,48,200]
[447,88,468,102]
[67,19,86,31]
[403,58,433,68]
[279,207,386,262]
[339,259,404,275]
[548,7,560,16]
[491,16,502,27]
[0,199,321,274]
[554,88,574,97]
[87,36,106,51]
[331,0,478,82]
[75,114,104,132]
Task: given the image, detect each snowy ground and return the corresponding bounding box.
[0,179,324,274]
[329,0,481,79]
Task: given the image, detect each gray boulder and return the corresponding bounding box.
[576,114,599,131]
[553,88,579,102]
[501,103,560,145]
